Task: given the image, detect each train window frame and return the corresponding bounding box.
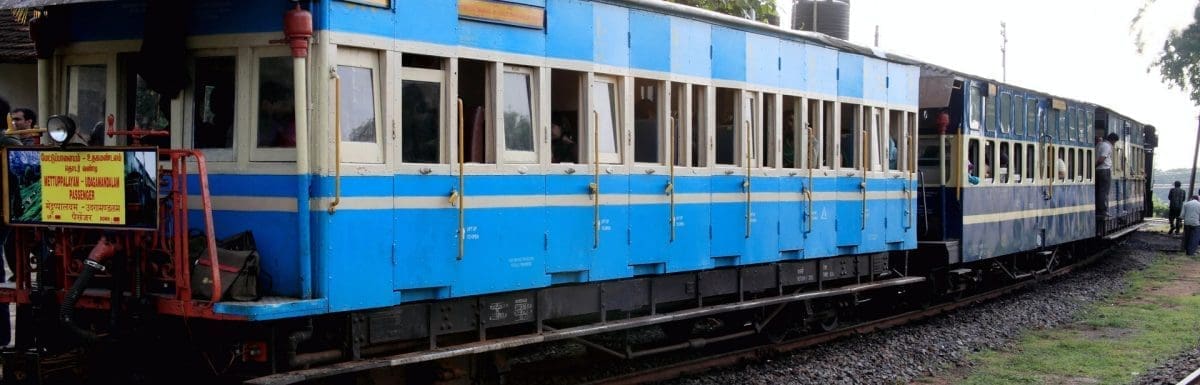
[334,48,386,164]
[887,109,904,172]
[250,46,298,162]
[999,92,1011,134]
[1025,143,1035,183]
[762,92,777,169]
[670,82,690,167]
[1013,143,1024,183]
[743,91,759,168]
[591,74,622,164]
[691,84,709,168]
[805,98,824,169]
[1024,98,1037,139]
[968,84,982,130]
[399,64,447,165]
[983,92,995,134]
[998,141,1011,183]
[632,78,665,166]
[499,65,538,164]
[63,54,113,147]
[837,102,861,170]
[782,95,802,169]
[184,50,239,162]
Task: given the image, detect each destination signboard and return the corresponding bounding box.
[4,147,158,230]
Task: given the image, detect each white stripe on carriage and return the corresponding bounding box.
[185,196,299,212]
[961,204,1096,225]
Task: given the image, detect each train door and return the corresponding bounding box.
[835,103,864,248]
[627,79,670,274]
[884,109,907,244]
[708,88,750,263]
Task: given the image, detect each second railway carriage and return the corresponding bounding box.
[0,0,925,383]
[1094,107,1150,234]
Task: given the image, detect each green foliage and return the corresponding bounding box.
[1152,196,1169,218]
[668,0,779,24]
[1135,1,1200,105]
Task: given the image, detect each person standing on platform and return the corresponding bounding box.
[1182,195,1200,255]
[1169,181,1187,234]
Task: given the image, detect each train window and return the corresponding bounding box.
[1013,95,1024,136]
[401,56,446,164]
[502,66,536,163]
[984,93,995,133]
[838,103,861,169]
[823,101,836,168]
[763,93,777,168]
[869,107,885,172]
[459,59,490,163]
[1057,109,1066,142]
[714,87,740,166]
[336,48,384,164]
[1025,98,1037,137]
[967,139,980,179]
[1076,109,1086,142]
[968,84,981,130]
[634,78,661,164]
[1026,144,1035,183]
[550,69,583,164]
[744,92,759,167]
[190,55,236,159]
[593,75,621,164]
[252,51,296,161]
[888,109,903,171]
[1068,148,1076,181]
[66,64,107,145]
[1056,147,1066,182]
[671,82,688,167]
[692,85,707,167]
[806,99,823,168]
[123,56,171,149]
[783,95,801,169]
[999,93,1011,134]
[1013,144,1023,182]
[983,140,994,183]
[999,142,1010,183]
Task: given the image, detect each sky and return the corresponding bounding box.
[778,0,1200,171]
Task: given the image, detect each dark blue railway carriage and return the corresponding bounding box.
[0,0,927,383]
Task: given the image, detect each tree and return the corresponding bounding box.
[669,0,778,25]
[1134,1,1200,105]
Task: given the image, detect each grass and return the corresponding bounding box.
[960,254,1200,385]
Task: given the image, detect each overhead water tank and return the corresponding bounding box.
[792,0,850,40]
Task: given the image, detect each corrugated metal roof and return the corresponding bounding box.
[0,0,111,10]
[0,9,34,63]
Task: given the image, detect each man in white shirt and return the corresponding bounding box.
[1182,195,1200,255]
[1095,133,1118,217]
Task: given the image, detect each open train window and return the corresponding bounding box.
[671,82,688,167]
[999,142,1010,183]
[502,66,537,163]
[888,109,903,171]
[743,92,759,167]
[336,48,384,164]
[592,75,621,164]
[189,54,236,161]
[714,87,740,166]
[400,54,446,164]
[983,92,995,134]
[1013,144,1023,182]
[783,95,801,169]
[634,78,662,164]
[762,93,776,168]
[65,61,107,146]
[122,54,171,149]
[983,140,994,183]
[251,47,296,162]
[1056,147,1066,182]
[1025,98,1037,138]
[550,69,583,164]
[839,102,860,169]
[691,85,707,167]
[967,139,980,179]
[1068,148,1077,182]
[458,59,490,163]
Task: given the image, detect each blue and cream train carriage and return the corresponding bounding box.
[0,0,1149,383]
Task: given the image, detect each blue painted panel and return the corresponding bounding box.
[189,210,301,297]
[711,26,746,81]
[629,10,671,72]
[547,0,593,61]
[543,174,630,281]
[593,2,630,67]
[742,177,780,264]
[670,17,712,78]
[666,176,712,272]
[315,209,395,310]
[710,175,746,259]
[778,177,805,252]
[806,44,838,97]
[837,52,864,100]
[459,19,546,56]
[887,62,908,106]
[452,206,552,296]
[779,40,807,92]
[628,175,671,267]
[393,174,456,291]
[329,0,394,38]
[187,174,299,197]
[395,0,457,45]
[69,0,289,41]
[862,57,888,104]
[885,179,906,243]
[835,177,862,247]
[745,33,780,87]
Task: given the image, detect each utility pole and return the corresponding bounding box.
[874,25,879,47]
[1190,115,1200,196]
[1000,21,1008,82]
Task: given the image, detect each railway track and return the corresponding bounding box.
[564,233,1132,385]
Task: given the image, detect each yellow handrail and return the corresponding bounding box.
[955,134,962,200]
[744,120,752,238]
[668,116,676,242]
[328,69,342,214]
[591,111,600,249]
[860,126,867,229]
[456,99,465,260]
[805,122,815,233]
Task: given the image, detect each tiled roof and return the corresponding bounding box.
[0,10,34,63]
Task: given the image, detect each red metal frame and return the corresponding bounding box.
[0,148,244,320]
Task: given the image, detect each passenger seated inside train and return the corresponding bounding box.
[782,111,795,168]
[634,99,657,163]
[551,122,577,163]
